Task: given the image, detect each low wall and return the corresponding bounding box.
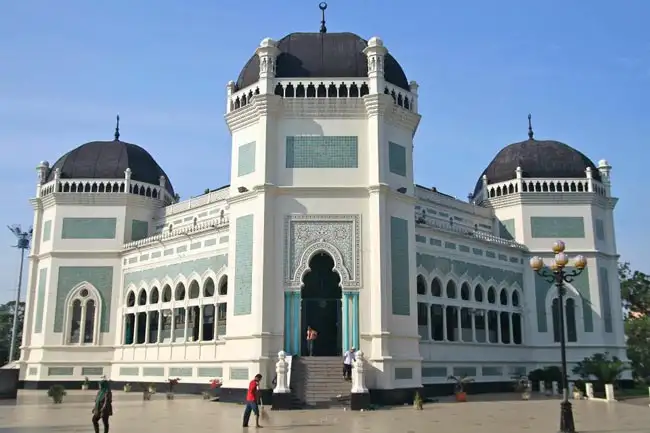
[0,369,19,399]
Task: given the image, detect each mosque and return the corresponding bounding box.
[17,5,626,404]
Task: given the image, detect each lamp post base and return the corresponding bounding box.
[559,400,576,433]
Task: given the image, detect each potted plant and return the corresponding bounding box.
[167,377,180,400]
[573,379,585,400]
[448,374,474,402]
[514,375,531,400]
[123,383,132,392]
[47,385,66,404]
[148,383,156,394]
[413,391,423,410]
[81,376,90,391]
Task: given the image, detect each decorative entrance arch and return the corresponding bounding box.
[300,252,342,356]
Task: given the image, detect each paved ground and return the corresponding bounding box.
[1,391,649,432]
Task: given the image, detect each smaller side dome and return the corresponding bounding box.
[473,138,601,198]
[47,140,174,195]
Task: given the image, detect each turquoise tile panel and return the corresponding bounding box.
[534,266,592,333]
[237,141,256,176]
[234,215,254,316]
[230,367,249,380]
[48,367,74,376]
[190,242,201,250]
[472,248,483,256]
[286,136,358,168]
[131,220,149,241]
[415,235,426,243]
[42,220,52,242]
[388,141,407,176]
[81,367,104,376]
[120,367,139,376]
[422,367,447,377]
[482,366,503,376]
[530,217,585,238]
[143,367,165,376]
[599,267,613,332]
[177,245,187,253]
[123,255,228,288]
[204,238,217,247]
[54,266,113,332]
[395,367,413,380]
[390,217,410,316]
[444,242,456,250]
[169,367,193,377]
[34,268,48,333]
[459,245,470,253]
[595,219,605,241]
[430,238,442,246]
[453,367,476,377]
[151,251,161,259]
[498,219,515,240]
[61,218,117,239]
[197,367,224,377]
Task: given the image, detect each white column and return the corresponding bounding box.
[426,303,432,341]
[157,311,163,343]
[351,350,368,393]
[456,307,461,342]
[80,302,87,344]
[471,312,476,342]
[509,313,514,344]
[273,351,290,393]
[198,306,204,341]
[133,312,139,345]
[442,305,447,341]
[362,37,387,94]
[145,311,151,344]
[497,311,502,343]
[183,308,189,342]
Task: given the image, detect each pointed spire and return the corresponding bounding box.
[114,115,120,141]
[527,113,534,140]
[319,2,328,33]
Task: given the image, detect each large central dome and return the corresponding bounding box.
[236,32,409,91]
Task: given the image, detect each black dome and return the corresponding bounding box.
[473,138,601,198]
[236,32,409,91]
[47,140,175,195]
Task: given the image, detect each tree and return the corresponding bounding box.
[572,352,627,384]
[0,301,25,365]
[625,315,650,383]
[619,262,650,315]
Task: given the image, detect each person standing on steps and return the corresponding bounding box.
[306,326,318,356]
[91,379,112,433]
[342,347,356,381]
[242,374,263,428]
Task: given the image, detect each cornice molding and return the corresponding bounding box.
[34,250,122,260]
[37,193,164,210]
[225,94,283,132]
[483,193,618,210]
[281,97,367,118]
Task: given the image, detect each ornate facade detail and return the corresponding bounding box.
[284,214,361,289]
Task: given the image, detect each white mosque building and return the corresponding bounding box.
[17,16,626,404]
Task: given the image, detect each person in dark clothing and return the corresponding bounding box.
[242,374,263,428]
[92,379,113,433]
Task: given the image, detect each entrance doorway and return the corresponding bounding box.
[300,252,342,356]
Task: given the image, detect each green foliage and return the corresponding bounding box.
[447,374,474,392]
[572,352,627,384]
[619,262,650,315]
[0,301,25,365]
[625,316,650,383]
[173,193,181,203]
[528,366,562,386]
[47,385,66,403]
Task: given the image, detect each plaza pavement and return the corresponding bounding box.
[1,390,649,432]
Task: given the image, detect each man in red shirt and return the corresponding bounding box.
[242,374,263,428]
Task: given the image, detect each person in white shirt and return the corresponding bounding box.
[342,347,356,381]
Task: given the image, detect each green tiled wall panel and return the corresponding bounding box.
[498,219,515,240]
[416,253,524,288]
[81,367,104,376]
[230,367,249,380]
[530,217,585,238]
[286,136,358,168]
[123,255,228,289]
[390,217,410,316]
[198,367,224,377]
[234,215,254,316]
[535,266,592,333]
[54,266,113,332]
[595,219,605,241]
[143,367,165,376]
[48,367,74,376]
[453,367,477,377]
[388,142,407,176]
[599,267,613,333]
[42,220,52,242]
[395,367,413,380]
[120,367,139,376]
[169,367,193,377]
[237,142,256,176]
[422,367,447,377]
[482,367,503,376]
[34,268,48,333]
[131,220,149,241]
[61,218,117,239]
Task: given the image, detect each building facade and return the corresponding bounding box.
[17,29,626,397]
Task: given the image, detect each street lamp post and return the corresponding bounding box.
[7,225,32,364]
[529,241,587,433]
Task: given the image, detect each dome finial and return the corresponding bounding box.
[114,114,120,141]
[527,113,534,140]
[319,2,328,33]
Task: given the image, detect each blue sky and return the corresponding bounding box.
[1,0,648,304]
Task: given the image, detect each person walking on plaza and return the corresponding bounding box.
[342,347,356,380]
[242,374,263,428]
[91,379,113,433]
[306,326,318,356]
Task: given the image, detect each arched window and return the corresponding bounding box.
[162,285,172,302]
[217,276,228,337]
[431,278,442,297]
[126,290,136,307]
[460,282,470,301]
[551,298,561,343]
[150,287,159,304]
[65,285,101,345]
[566,298,578,342]
[174,283,185,301]
[137,289,147,305]
[204,278,215,297]
[218,276,228,296]
[188,281,200,299]
[446,280,457,298]
[487,287,496,304]
[512,290,520,307]
[416,275,427,295]
[499,289,508,306]
[474,284,484,302]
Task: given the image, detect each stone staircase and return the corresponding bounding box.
[289,356,351,408]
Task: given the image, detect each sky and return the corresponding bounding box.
[1,0,648,304]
